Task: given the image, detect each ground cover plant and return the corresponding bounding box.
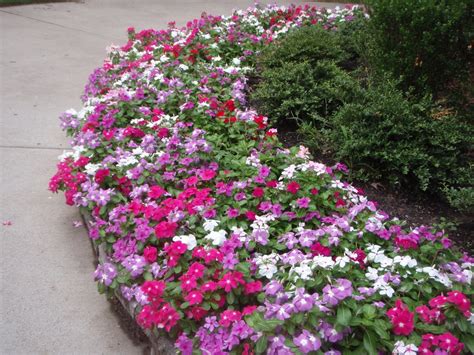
[51,4,474,354]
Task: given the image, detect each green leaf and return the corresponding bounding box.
[226,292,235,305]
[462,334,474,353]
[363,330,377,355]
[256,336,268,354]
[373,320,390,340]
[180,302,190,310]
[143,271,153,281]
[337,306,352,326]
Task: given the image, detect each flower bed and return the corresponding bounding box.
[50,4,473,354]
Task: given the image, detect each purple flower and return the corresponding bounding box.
[333,278,353,300]
[253,229,269,245]
[175,334,193,355]
[203,316,219,332]
[293,330,321,354]
[93,262,117,286]
[274,303,294,320]
[293,288,314,312]
[121,254,146,277]
[322,285,339,306]
[265,280,283,296]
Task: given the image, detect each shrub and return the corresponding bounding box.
[330,76,473,202]
[258,25,349,69]
[252,60,357,130]
[363,0,473,97]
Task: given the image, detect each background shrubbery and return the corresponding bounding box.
[251,0,473,211]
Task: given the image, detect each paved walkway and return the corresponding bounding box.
[0,1,340,353]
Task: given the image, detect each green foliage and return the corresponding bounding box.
[443,186,474,213]
[258,25,350,69]
[252,60,357,130]
[363,0,473,97]
[330,76,473,203]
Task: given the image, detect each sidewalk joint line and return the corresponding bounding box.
[0,9,119,42]
[0,145,70,151]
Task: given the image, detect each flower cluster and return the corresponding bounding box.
[51,3,473,354]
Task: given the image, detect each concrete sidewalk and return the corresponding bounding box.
[0,1,341,353]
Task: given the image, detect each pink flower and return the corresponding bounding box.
[185,290,203,305]
[200,169,216,181]
[296,197,310,208]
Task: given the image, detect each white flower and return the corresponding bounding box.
[203,219,219,232]
[365,267,379,281]
[117,155,138,167]
[393,255,417,268]
[202,33,211,40]
[259,263,278,279]
[393,341,418,355]
[211,55,222,62]
[312,255,335,269]
[232,58,241,66]
[84,163,101,176]
[178,64,189,71]
[160,55,169,63]
[173,234,197,250]
[292,263,312,280]
[205,229,227,246]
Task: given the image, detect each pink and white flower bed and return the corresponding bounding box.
[50,4,473,354]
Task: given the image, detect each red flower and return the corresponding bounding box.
[185,290,203,305]
[447,291,471,313]
[310,188,319,195]
[155,221,178,238]
[266,180,278,188]
[141,280,165,299]
[386,300,415,336]
[219,309,241,327]
[218,271,245,292]
[157,127,169,138]
[244,281,262,295]
[94,168,110,184]
[179,275,197,293]
[287,181,300,194]
[149,185,166,199]
[201,281,218,293]
[143,246,157,263]
[252,187,264,198]
[310,242,331,257]
[242,305,258,315]
[188,306,208,321]
[245,211,256,221]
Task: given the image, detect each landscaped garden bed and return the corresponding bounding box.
[51,3,473,354]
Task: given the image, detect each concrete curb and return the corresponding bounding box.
[81,208,175,355]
